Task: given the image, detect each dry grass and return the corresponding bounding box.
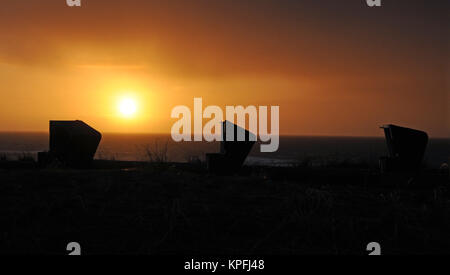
[143,139,169,164]
[18,152,35,162]
[0,163,449,254]
[0,153,8,161]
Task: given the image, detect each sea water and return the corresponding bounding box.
[0,133,448,168]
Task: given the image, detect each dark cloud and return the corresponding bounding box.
[0,0,447,77]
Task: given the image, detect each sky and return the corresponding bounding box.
[0,0,448,137]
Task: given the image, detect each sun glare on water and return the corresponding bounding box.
[118,97,138,118]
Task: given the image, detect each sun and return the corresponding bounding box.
[118,97,138,118]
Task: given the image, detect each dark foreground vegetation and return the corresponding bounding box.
[0,159,449,255]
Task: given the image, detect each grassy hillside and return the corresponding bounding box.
[0,161,449,254]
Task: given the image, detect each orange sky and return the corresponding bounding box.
[0,0,448,137]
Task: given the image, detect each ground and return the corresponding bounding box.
[0,161,449,255]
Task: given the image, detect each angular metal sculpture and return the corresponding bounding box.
[39,120,101,168]
[206,121,256,174]
[380,124,428,173]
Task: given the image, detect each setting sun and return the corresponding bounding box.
[118,98,138,118]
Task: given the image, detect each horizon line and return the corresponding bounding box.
[0,130,449,139]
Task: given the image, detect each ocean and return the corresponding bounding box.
[0,133,448,168]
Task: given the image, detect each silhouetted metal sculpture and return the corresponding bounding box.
[380,124,428,173]
[38,120,101,168]
[206,121,256,174]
